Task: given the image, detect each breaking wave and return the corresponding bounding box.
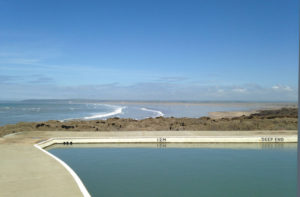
[140,107,164,117]
[83,106,125,120]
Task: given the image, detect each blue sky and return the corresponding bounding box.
[0,0,298,101]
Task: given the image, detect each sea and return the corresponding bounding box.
[0,100,296,126]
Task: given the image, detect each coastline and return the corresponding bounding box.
[0,107,297,137]
[1,100,296,127]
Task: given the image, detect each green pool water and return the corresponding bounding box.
[48,143,297,197]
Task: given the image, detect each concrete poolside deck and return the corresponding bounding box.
[0,130,298,197]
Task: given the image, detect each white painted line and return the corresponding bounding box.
[34,142,91,197]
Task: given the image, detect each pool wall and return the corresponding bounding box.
[34,134,297,197]
[36,135,297,149]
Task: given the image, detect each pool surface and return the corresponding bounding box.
[48,143,297,197]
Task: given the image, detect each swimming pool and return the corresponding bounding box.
[48,143,297,197]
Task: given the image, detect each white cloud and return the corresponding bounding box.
[272,85,280,90]
[272,85,293,91]
[283,86,293,91]
[232,88,247,93]
[156,76,188,83]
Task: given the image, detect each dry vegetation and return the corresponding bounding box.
[0,108,297,137]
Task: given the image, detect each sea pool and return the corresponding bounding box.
[48,143,297,197]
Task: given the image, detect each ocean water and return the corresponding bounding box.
[48,143,297,197]
[0,100,295,126]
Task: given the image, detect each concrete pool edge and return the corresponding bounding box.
[36,135,298,149]
[0,130,296,197]
[33,133,298,197]
[34,141,91,197]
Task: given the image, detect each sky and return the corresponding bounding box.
[0,0,298,101]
